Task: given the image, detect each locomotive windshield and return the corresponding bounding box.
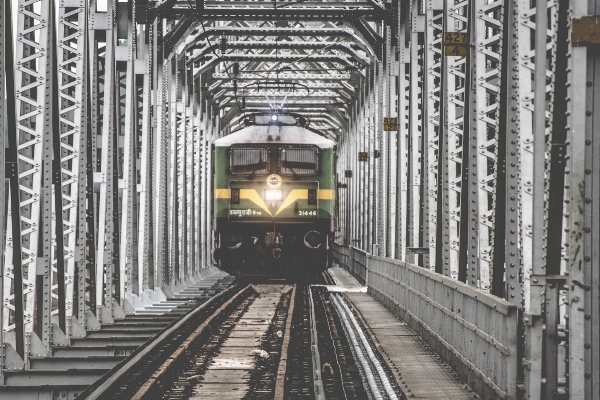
[230,147,269,175]
[280,147,318,176]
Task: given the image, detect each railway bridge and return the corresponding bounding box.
[0,0,598,398]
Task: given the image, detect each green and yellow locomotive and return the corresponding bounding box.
[213,112,336,277]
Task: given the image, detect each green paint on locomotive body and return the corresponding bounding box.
[213,123,336,222]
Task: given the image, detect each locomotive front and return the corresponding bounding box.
[212,113,336,277]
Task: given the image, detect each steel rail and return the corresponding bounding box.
[130,284,252,399]
[82,283,241,399]
[274,285,297,400]
[332,294,399,400]
[308,286,326,400]
[336,295,398,400]
[318,288,350,400]
[331,294,383,400]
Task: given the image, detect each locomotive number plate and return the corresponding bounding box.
[299,211,317,216]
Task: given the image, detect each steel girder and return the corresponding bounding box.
[0,0,6,384]
[338,0,588,396]
[187,41,369,67]
[171,26,374,58]
[565,2,600,399]
[193,53,361,68]
[166,2,385,20]
[211,72,353,80]
[215,82,356,93]
[0,0,598,396]
[4,0,54,364]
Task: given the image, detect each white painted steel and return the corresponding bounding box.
[0,0,6,382]
[0,0,597,395]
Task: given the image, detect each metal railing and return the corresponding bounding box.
[334,244,518,400]
[333,245,368,285]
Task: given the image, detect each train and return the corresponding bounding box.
[212,112,337,277]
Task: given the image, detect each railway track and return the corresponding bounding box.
[79,272,402,400]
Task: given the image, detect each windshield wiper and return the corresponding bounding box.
[248,156,264,179]
[282,160,300,180]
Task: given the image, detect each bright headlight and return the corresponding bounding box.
[264,189,283,201]
[271,114,278,121]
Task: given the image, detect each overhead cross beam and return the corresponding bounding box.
[216,82,356,92]
[167,2,384,21]
[211,72,353,80]
[167,26,377,58]
[186,41,370,67]
[193,53,361,68]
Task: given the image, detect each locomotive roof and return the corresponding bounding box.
[214,124,335,149]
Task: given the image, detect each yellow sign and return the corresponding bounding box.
[358,152,369,162]
[444,32,469,57]
[383,117,397,131]
[444,32,468,44]
[572,16,600,45]
[444,45,469,57]
[266,174,282,188]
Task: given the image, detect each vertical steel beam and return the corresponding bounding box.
[75,1,90,328]
[118,5,138,301]
[501,0,523,308]
[440,0,468,279]
[12,0,52,352]
[377,58,384,256]
[57,0,88,328]
[409,4,424,265]
[0,0,6,379]
[205,101,214,267]
[86,18,101,319]
[368,67,376,253]
[95,0,117,316]
[193,76,201,274]
[138,23,153,294]
[466,0,504,290]
[396,3,410,261]
[48,0,67,337]
[567,1,600,398]
[186,71,194,278]
[516,0,535,313]
[519,0,558,395]
[199,78,207,269]
[424,0,443,270]
[155,20,168,288]
[386,19,398,258]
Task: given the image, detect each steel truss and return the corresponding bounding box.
[0,0,598,398]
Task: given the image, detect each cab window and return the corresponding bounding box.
[230,147,269,175]
[280,147,318,176]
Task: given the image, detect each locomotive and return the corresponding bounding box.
[212,112,337,277]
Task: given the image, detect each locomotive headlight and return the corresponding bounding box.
[264,189,283,201]
[271,114,278,121]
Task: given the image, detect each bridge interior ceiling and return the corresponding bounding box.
[0,0,599,398]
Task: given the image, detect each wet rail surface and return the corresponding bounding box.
[79,274,404,400]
